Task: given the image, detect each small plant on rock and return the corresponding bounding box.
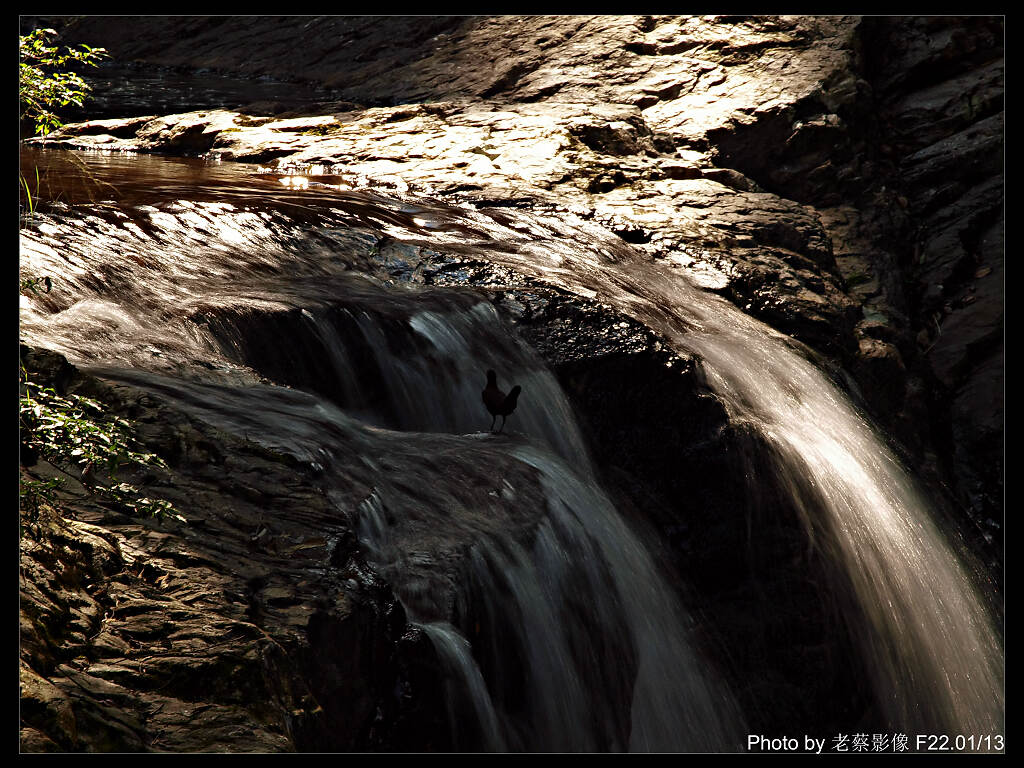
[19,27,107,137]
[19,28,108,228]
[19,367,185,525]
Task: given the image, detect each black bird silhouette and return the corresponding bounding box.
[482,369,521,433]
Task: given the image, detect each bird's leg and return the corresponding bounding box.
[498,415,506,433]
[490,415,496,432]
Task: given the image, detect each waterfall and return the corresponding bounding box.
[354,439,741,751]
[87,354,743,752]
[511,445,741,752]
[288,300,592,467]
[666,290,1005,735]
[21,193,743,750]
[418,623,508,752]
[20,148,1003,748]
[369,196,1006,737]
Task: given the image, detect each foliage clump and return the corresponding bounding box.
[19,28,108,230]
[19,27,107,136]
[19,368,184,525]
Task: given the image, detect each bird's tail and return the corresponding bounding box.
[503,385,522,411]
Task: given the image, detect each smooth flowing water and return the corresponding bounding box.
[20,148,1003,747]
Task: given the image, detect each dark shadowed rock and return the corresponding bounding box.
[19,345,448,752]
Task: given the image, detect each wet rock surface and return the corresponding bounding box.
[31,17,1003,523]
[21,14,1003,752]
[20,344,452,752]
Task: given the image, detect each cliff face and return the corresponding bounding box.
[861,17,1003,539]
[21,15,1003,751]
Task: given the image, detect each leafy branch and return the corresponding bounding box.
[19,369,185,524]
[20,28,108,228]
[19,27,107,137]
[20,275,52,296]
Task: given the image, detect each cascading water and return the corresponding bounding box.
[272,300,591,466]
[667,300,1005,736]
[20,149,744,751]
[20,148,1003,748]
[315,188,1005,738]
[510,445,741,752]
[355,437,741,751]
[77,316,742,750]
[312,299,742,750]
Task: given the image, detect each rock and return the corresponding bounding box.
[853,335,907,420]
[698,166,762,192]
[860,18,1004,527]
[19,345,445,752]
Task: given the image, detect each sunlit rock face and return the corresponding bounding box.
[32,16,867,360]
